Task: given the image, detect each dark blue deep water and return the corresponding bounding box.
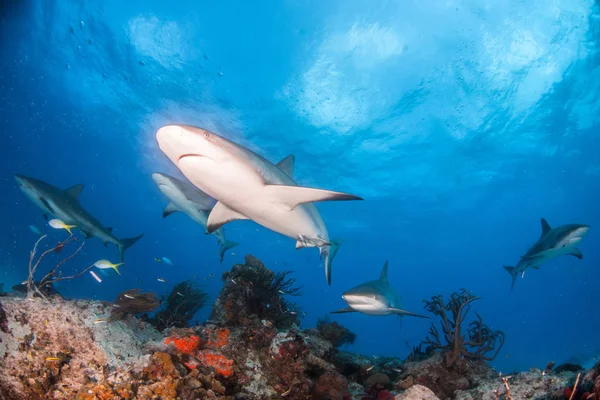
[1,0,599,374]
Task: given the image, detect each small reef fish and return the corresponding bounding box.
[157,278,167,283]
[162,257,173,265]
[365,365,374,372]
[94,319,107,324]
[281,387,292,397]
[278,290,286,295]
[93,259,124,275]
[29,225,42,235]
[89,271,102,283]
[48,218,76,235]
[176,292,184,297]
[123,294,136,299]
[46,357,60,362]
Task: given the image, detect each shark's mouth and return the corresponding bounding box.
[178,153,214,163]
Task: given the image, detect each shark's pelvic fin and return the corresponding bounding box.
[207,202,249,233]
[388,308,430,319]
[380,260,389,284]
[503,266,518,290]
[276,155,295,178]
[65,184,84,200]
[541,218,551,236]
[330,307,356,314]
[296,234,330,249]
[163,202,180,218]
[568,248,583,259]
[118,234,144,261]
[218,239,239,263]
[266,185,363,212]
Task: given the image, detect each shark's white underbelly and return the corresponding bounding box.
[179,156,328,242]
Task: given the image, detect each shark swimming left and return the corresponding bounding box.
[155,124,362,285]
[504,218,590,289]
[15,174,143,261]
[331,260,429,318]
[152,172,239,263]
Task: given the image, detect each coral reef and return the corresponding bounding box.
[317,317,357,348]
[150,279,209,331]
[25,234,90,300]
[0,300,7,334]
[421,289,504,368]
[210,254,303,329]
[109,288,160,321]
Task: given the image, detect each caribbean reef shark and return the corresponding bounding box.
[504,218,590,289]
[331,261,429,318]
[15,175,143,261]
[152,172,239,263]
[156,124,362,285]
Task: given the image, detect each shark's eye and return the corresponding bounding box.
[203,131,209,139]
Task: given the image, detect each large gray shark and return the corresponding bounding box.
[331,261,429,318]
[155,124,362,285]
[504,218,590,289]
[151,172,239,263]
[15,175,143,261]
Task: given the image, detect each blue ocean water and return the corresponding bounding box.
[1,0,599,375]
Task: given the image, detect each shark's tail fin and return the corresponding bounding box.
[323,239,343,286]
[118,234,144,261]
[504,266,518,290]
[218,240,239,263]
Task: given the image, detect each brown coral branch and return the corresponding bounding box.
[568,373,580,400]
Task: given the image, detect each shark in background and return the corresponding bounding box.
[504,218,590,289]
[152,172,239,263]
[331,260,429,319]
[155,124,362,285]
[15,174,143,261]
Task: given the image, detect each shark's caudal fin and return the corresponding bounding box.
[218,240,239,263]
[323,239,343,286]
[330,307,356,314]
[118,234,144,261]
[504,266,518,290]
[389,308,430,319]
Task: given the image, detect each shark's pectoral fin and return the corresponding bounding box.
[330,307,356,314]
[65,184,84,200]
[103,241,108,247]
[296,235,330,249]
[568,248,583,259]
[81,230,93,239]
[207,202,249,233]
[276,155,295,178]
[42,213,49,221]
[266,185,363,211]
[163,202,180,218]
[388,308,430,319]
[531,265,541,270]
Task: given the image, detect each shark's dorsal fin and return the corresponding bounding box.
[207,201,249,233]
[276,155,295,178]
[65,184,84,200]
[541,218,551,236]
[379,260,389,284]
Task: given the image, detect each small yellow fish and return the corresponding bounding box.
[365,365,374,372]
[154,257,162,262]
[94,319,107,324]
[46,357,60,362]
[48,219,76,235]
[93,259,124,275]
[281,387,292,397]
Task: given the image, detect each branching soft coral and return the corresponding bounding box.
[421,288,504,368]
[150,280,209,331]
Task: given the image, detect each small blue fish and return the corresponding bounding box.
[29,225,42,235]
[162,257,173,265]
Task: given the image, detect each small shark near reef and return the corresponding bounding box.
[331,261,429,318]
[152,172,239,263]
[15,175,143,261]
[155,124,362,285]
[504,218,590,289]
